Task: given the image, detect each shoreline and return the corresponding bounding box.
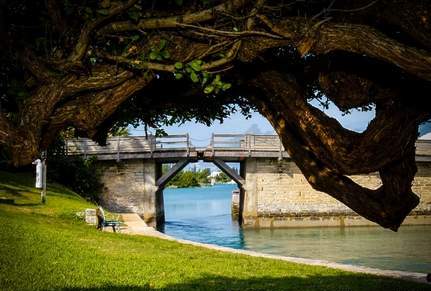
[166,182,235,189]
[118,213,430,285]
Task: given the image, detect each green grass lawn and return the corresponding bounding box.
[0,170,430,291]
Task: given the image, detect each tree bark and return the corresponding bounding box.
[251,70,421,230]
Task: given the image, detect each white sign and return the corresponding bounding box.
[32,159,43,189]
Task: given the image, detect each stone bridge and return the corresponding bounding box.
[66,134,431,228]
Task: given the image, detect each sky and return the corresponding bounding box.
[129,100,377,148]
[128,101,430,172]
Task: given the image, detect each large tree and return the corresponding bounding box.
[1,0,430,230]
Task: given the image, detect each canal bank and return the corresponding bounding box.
[119,212,430,285]
[161,184,431,274]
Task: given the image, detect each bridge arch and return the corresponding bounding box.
[154,158,245,227]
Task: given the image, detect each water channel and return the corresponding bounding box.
[161,184,431,273]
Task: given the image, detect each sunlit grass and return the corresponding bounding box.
[0,170,430,291]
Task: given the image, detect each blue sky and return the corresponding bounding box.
[129,101,377,148]
[128,102,430,171]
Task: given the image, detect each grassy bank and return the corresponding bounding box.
[0,170,429,291]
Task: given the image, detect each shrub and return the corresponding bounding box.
[47,156,102,202]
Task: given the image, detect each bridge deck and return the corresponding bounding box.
[65,134,431,162]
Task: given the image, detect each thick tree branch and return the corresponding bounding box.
[252,70,427,175]
[99,41,241,73]
[21,50,52,81]
[257,15,431,81]
[64,67,134,95]
[57,0,138,70]
[176,23,281,39]
[251,70,420,230]
[42,73,153,146]
[100,0,248,33]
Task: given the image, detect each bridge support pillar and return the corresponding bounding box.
[242,158,259,227]
[98,159,163,227]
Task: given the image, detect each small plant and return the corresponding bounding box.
[174,59,232,94]
[149,39,170,61]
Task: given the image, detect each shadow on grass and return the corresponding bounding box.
[44,274,431,291]
[0,183,26,197]
[14,202,42,206]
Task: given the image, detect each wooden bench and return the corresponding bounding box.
[101,220,122,232]
[96,207,122,232]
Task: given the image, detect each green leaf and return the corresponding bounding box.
[89,57,97,65]
[185,67,192,73]
[213,74,222,86]
[161,50,170,59]
[130,35,140,42]
[201,72,210,85]
[96,9,109,15]
[201,76,209,86]
[149,51,158,60]
[222,83,232,90]
[156,55,163,61]
[190,71,199,83]
[204,85,214,94]
[159,39,167,50]
[190,60,202,72]
[175,72,184,80]
[174,62,183,69]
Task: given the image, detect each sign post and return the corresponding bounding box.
[33,151,47,204]
[41,151,47,204]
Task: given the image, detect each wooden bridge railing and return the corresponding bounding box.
[210,134,284,151]
[66,134,284,156]
[66,136,156,159]
[65,134,431,161]
[66,134,191,159]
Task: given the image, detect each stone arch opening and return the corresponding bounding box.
[155,159,245,229]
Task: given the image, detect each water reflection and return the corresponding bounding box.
[162,184,431,273]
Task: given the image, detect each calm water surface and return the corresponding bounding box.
[162,184,431,273]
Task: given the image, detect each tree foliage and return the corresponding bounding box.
[0,0,430,230]
[215,172,231,183]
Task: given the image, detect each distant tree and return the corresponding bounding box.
[196,168,210,185]
[173,171,199,188]
[167,168,209,188]
[216,172,231,183]
[108,127,129,137]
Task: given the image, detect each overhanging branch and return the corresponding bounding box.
[257,14,431,81]
[100,0,249,33]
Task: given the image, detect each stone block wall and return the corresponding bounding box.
[98,160,160,225]
[243,158,431,228]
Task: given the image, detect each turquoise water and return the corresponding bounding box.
[162,184,431,273]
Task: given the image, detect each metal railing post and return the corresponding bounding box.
[248,135,252,157]
[150,134,154,158]
[186,133,190,157]
[211,133,215,156]
[83,139,87,160]
[116,136,121,162]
